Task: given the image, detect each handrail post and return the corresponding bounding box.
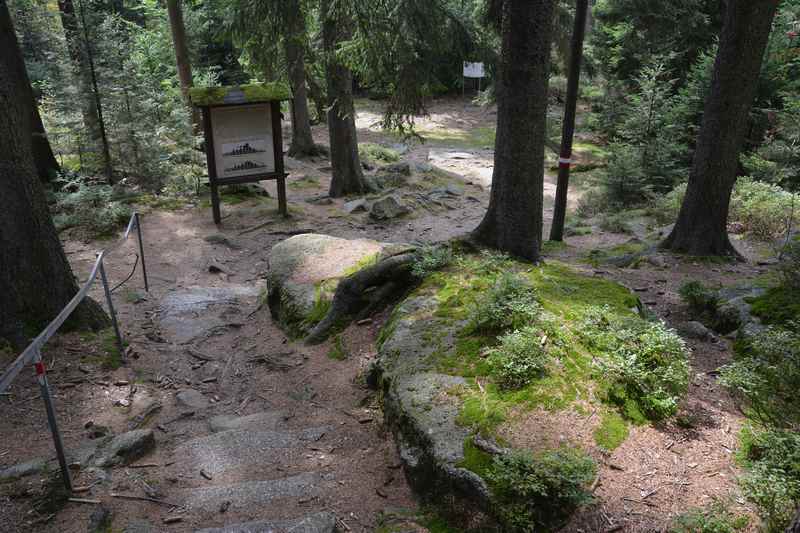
[98,257,125,361]
[134,213,149,292]
[33,348,72,493]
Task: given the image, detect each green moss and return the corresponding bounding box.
[593,411,629,451]
[343,252,381,277]
[328,334,348,360]
[78,328,124,369]
[748,286,800,328]
[458,438,494,477]
[189,82,292,106]
[287,176,320,189]
[359,143,400,164]
[303,280,337,327]
[415,256,646,436]
[585,241,649,267]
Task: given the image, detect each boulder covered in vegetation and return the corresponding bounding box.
[266,234,410,337]
[374,251,690,532]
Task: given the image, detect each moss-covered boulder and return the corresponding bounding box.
[374,252,689,532]
[266,234,409,337]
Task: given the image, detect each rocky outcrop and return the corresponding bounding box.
[266,234,411,337]
[266,234,384,336]
[374,294,497,530]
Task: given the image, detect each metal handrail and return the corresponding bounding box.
[0,212,148,492]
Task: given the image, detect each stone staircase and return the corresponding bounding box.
[165,411,336,532]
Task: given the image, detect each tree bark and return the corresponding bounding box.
[76,0,113,183]
[472,0,555,262]
[57,0,102,155]
[0,0,108,348]
[661,0,780,258]
[321,0,366,197]
[165,0,198,128]
[284,0,317,158]
[550,0,589,242]
[30,85,60,182]
[787,506,800,533]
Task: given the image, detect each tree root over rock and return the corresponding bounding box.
[304,250,419,345]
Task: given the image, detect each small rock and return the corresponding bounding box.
[681,321,712,340]
[646,255,666,268]
[87,506,112,533]
[88,424,111,440]
[96,429,155,467]
[343,198,368,214]
[208,264,225,274]
[369,195,410,221]
[176,389,210,410]
[0,458,46,481]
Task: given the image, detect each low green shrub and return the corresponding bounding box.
[412,245,454,278]
[486,326,550,390]
[487,448,596,532]
[575,187,611,219]
[678,281,719,317]
[779,239,800,290]
[721,325,800,430]
[737,428,800,532]
[653,179,799,240]
[359,143,400,164]
[597,213,632,234]
[52,174,133,237]
[579,306,689,420]
[670,502,749,533]
[466,273,542,334]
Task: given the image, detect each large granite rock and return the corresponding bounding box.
[375,293,495,530]
[266,234,409,337]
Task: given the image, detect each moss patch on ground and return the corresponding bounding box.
[402,251,682,441]
[747,286,800,328]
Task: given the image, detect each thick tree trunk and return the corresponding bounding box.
[787,506,800,533]
[661,0,780,258]
[0,0,108,348]
[57,0,101,154]
[550,0,589,242]
[165,0,198,128]
[284,0,317,158]
[30,85,60,181]
[472,0,555,262]
[321,0,366,197]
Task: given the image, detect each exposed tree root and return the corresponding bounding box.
[304,250,418,345]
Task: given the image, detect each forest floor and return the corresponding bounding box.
[0,96,783,532]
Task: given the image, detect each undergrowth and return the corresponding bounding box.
[670,502,749,533]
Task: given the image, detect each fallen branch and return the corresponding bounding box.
[110,492,178,506]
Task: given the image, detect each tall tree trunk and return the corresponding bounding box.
[284,0,317,158]
[321,0,366,197]
[77,0,113,183]
[787,506,800,533]
[472,0,555,262]
[550,0,589,242]
[57,0,101,156]
[0,0,107,348]
[30,86,60,181]
[661,0,780,257]
[165,0,197,128]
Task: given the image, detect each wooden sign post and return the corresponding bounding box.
[190,82,293,224]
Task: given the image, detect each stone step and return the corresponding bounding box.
[175,426,328,476]
[180,472,322,510]
[195,511,337,533]
[208,412,284,433]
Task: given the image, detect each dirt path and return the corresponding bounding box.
[0,96,775,532]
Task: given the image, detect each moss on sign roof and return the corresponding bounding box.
[189,82,292,106]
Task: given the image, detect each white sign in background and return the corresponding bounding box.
[463,62,485,79]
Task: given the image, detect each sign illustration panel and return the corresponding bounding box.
[210,104,275,178]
